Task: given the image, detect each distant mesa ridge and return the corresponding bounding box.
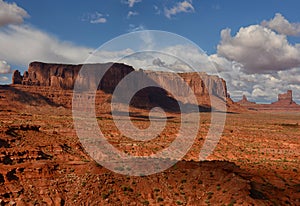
[13,62,134,91]
[237,90,299,111]
[238,90,297,106]
[9,61,233,112]
[271,90,297,106]
[11,62,300,112]
[12,61,228,99]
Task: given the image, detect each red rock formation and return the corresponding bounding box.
[12,70,22,84]
[237,95,256,106]
[272,90,297,105]
[12,62,228,103]
[236,90,300,111]
[14,62,135,91]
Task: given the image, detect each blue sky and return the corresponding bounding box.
[1,0,300,103]
[6,0,300,53]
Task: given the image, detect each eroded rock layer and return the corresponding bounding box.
[12,61,227,100]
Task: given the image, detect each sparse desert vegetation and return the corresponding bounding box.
[0,84,299,205]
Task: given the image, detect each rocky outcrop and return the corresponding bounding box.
[12,62,228,101]
[237,95,256,106]
[12,70,22,84]
[272,90,297,105]
[236,90,300,111]
[14,62,135,91]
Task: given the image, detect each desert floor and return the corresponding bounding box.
[0,97,299,205]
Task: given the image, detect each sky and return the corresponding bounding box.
[1,0,300,103]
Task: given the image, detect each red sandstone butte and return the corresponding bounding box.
[237,95,256,106]
[11,61,232,111]
[237,90,300,111]
[271,90,297,106]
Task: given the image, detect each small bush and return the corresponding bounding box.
[142,200,149,205]
[207,191,214,199]
[157,197,164,202]
[154,188,160,192]
[122,186,133,192]
[176,200,183,205]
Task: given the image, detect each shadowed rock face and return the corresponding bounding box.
[11,62,229,113]
[12,70,22,84]
[12,61,227,99]
[16,62,135,91]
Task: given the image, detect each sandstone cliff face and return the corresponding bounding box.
[179,72,227,99]
[22,62,81,88]
[12,62,227,100]
[16,62,135,91]
[12,62,228,113]
[12,70,22,84]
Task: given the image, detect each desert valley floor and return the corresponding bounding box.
[0,85,299,205]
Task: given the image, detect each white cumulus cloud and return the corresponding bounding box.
[0,25,93,66]
[0,61,11,74]
[0,0,29,26]
[217,25,300,73]
[123,0,142,8]
[278,67,300,84]
[90,17,107,24]
[0,76,9,82]
[127,11,139,19]
[261,13,300,36]
[164,0,195,19]
[84,12,108,24]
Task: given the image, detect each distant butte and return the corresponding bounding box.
[237,95,256,106]
[237,90,300,111]
[272,90,297,106]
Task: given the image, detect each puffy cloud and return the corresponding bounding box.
[217,25,300,73]
[160,44,217,73]
[0,76,9,82]
[278,67,300,84]
[0,0,29,26]
[88,48,135,63]
[207,53,299,102]
[0,61,11,74]
[90,17,107,24]
[220,70,283,102]
[82,12,108,24]
[119,51,194,72]
[0,25,93,66]
[250,75,283,102]
[215,14,300,103]
[81,12,108,24]
[123,0,142,8]
[152,57,166,67]
[127,11,139,19]
[151,57,192,72]
[261,13,300,36]
[164,0,194,19]
[208,54,235,72]
[128,24,146,32]
[211,56,300,103]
